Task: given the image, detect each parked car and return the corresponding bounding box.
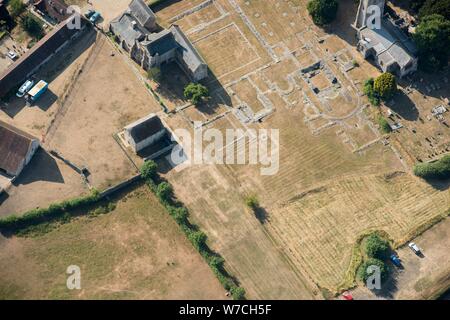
[7,50,18,60]
[408,242,421,255]
[390,254,402,267]
[342,292,353,300]
[89,12,100,23]
[85,9,95,18]
[16,79,35,98]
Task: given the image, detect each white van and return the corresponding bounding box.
[16,80,35,98]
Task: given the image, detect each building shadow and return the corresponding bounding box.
[38,27,97,84]
[150,0,183,12]
[385,90,419,121]
[0,191,9,206]
[0,95,27,118]
[12,148,65,186]
[324,0,359,46]
[155,62,191,106]
[196,68,233,116]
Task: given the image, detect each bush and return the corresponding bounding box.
[230,287,246,300]
[21,13,44,40]
[373,73,397,100]
[357,258,389,284]
[140,160,158,180]
[188,230,207,251]
[184,83,209,105]
[363,78,380,106]
[377,116,392,134]
[156,182,173,202]
[245,195,259,210]
[9,0,26,18]
[307,0,339,26]
[364,234,390,259]
[413,154,450,180]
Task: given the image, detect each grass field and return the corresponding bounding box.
[157,0,450,299]
[0,186,226,299]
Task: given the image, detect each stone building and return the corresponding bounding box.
[354,0,418,78]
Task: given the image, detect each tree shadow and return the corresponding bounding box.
[422,177,450,191]
[253,206,268,224]
[371,264,399,299]
[385,90,419,121]
[12,148,65,186]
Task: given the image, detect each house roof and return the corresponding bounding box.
[0,121,38,175]
[0,15,87,97]
[125,114,165,144]
[110,13,146,48]
[142,29,178,56]
[128,0,155,29]
[170,25,206,73]
[33,0,70,23]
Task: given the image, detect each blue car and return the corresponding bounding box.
[89,12,101,23]
[390,254,401,267]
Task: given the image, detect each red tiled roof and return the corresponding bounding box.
[0,120,38,175]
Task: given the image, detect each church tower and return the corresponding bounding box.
[354,0,385,29]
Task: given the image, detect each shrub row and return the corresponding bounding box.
[413,154,450,180]
[141,160,246,300]
[0,190,102,233]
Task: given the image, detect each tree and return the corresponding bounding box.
[373,72,397,100]
[9,0,26,18]
[147,67,162,83]
[377,116,392,134]
[413,14,450,71]
[230,287,246,300]
[307,0,339,26]
[184,83,209,105]
[156,182,173,201]
[245,195,259,210]
[357,258,389,284]
[364,234,390,259]
[21,13,44,40]
[140,160,158,180]
[419,0,450,20]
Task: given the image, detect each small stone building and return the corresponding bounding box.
[354,0,418,78]
[0,121,40,177]
[124,114,166,153]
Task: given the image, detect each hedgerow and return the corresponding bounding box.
[142,160,246,299]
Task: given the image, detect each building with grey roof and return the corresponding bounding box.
[128,0,156,31]
[354,0,417,78]
[124,114,166,153]
[110,0,208,81]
